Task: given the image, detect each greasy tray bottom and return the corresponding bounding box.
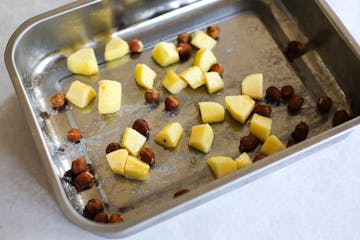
[31,3,348,221]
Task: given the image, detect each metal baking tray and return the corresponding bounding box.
[5,0,360,238]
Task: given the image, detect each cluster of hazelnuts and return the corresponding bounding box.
[83,198,123,224]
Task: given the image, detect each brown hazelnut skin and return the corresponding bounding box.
[165,96,180,111]
[287,95,304,115]
[74,172,94,189]
[176,43,192,60]
[177,32,192,44]
[266,86,281,106]
[51,93,66,109]
[286,139,297,148]
[132,119,150,138]
[144,89,160,104]
[71,158,87,175]
[105,142,121,154]
[317,96,332,113]
[253,105,272,117]
[84,199,104,217]
[209,63,224,75]
[129,39,144,53]
[108,214,124,223]
[67,128,81,142]
[239,135,259,152]
[173,188,190,198]
[93,212,108,223]
[285,41,308,61]
[281,85,294,100]
[253,153,267,162]
[139,147,155,166]
[292,122,309,141]
[206,25,220,39]
[333,110,350,126]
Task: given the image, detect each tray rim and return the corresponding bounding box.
[4,0,360,237]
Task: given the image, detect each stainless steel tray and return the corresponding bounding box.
[5,0,360,238]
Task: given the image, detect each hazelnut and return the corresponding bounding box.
[50,93,66,109]
[71,158,88,175]
[144,89,160,104]
[265,86,281,106]
[105,142,121,154]
[139,147,155,166]
[174,188,190,198]
[252,105,272,117]
[74,172,94,189]
[176,43,192,60]
[129,39,144,53]
[165,96,180,111]
[281,85,294,100]
[67,128,81,142]
[177,32,192,43]
[132,119,150,138]
[317,96,332,113]
[285,41,308,61]
[108,214,124,223]
[209,63,224,75]
[84,199,104,217]
[292,122,309,141]
[286,139,297,147]
[239,135,259,152]
[206,25,220,39]
[253,153,267,162]
[287,95,304,114]
[93,212,108,223]
[333,110,349,126]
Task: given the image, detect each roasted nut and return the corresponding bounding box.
[253,153,267,162]
[281,85,294,100]
[176,43,192,60]
[139,147,155,166]
[177,32,192,44]
[239,135,259,152]
[144,89,160,104]
[287,95,304,115]
[71,158,87,175]
[174,188,190,198]
[74,172,94,189]
[105,142,121,154]
[286,139,297,147]
[209,63,224,75]
[317,96,332,113]
[292,122,309,141]
[108,214,124,223]
[129,39,144,53]
[132,119,150,138]
[285,41,308,61]
[51,93,66,109]
[206,25,220,39]
[165,96,180,111]
[252,105,272,117]
[265,86,281,106]
[84,199,104,216]
[93,212,108,223]
[333,110,349,126]
[67,128,81,142]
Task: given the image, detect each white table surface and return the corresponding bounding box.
[0,1,359,239]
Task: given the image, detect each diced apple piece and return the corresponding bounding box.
[207,156,237,178]
[162,70,188,94]
[124,155,150,180]
[152,42,180,67]
[225,95,255,124]
[249,113,272,142]
[199,102,225,124]
[121,128,147,156]
[191,30,217,49]
[106,149,128,175]
[241,73,263,100]
[188,124,214,153]
[104,38,129,62]
[193,49,217,72]
[98,80,122,114]
[67,48,99,76]
[260,135,285,155]
[65,80,96,108]
[180,66,205,89]
[134,64,156,89]
[235,152,252,169]
[204,72,224,94]
[155,122,183,148]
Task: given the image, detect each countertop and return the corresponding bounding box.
[0,0,359,239]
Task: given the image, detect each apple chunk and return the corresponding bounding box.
[207,156,237,178]
[193,48,217,72]
[106,149,128,175]
[225,95,255,124]
[155,122,183,148]
[67,48,99,76]
[204,72,224,94]
[191,30,217,49]
[124,155,150,180]
[260,135,285,155]
[241,73,263,100]
[65,80,96,108]
[121,128,147,156]
[152,42,179,67]
[104,38,129,62]
[98,80,122,114]
[135,64,156,89]
[180,66,205,89]
[188,124,214,153]
[249,113,272,142]
[199,102,225,124]
[162,70,188,94]
[235,152,252,169]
